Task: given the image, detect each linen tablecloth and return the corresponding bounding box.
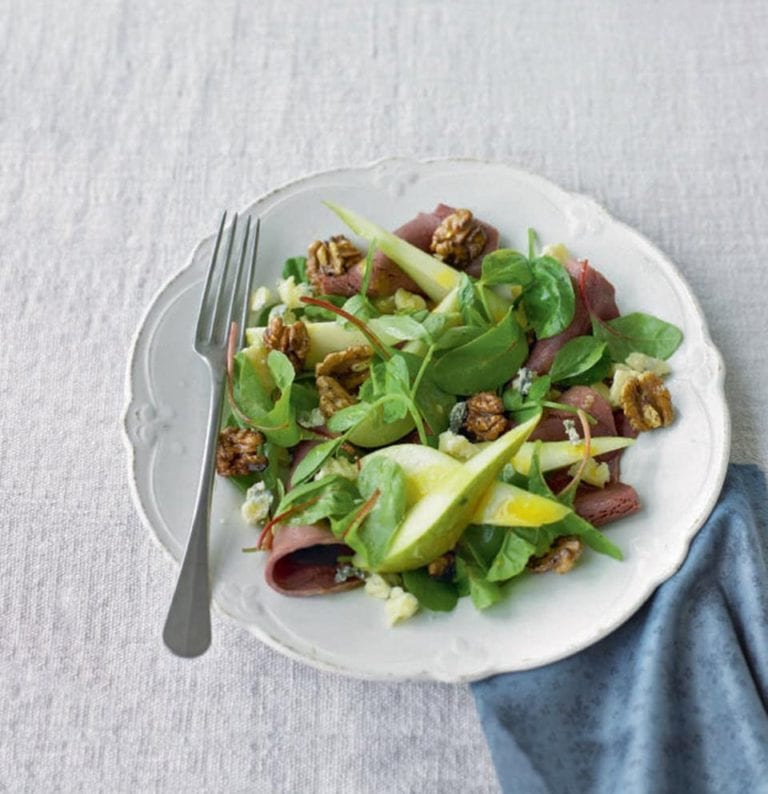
[2,1,767,791]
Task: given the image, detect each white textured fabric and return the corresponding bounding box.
[2,1,767,791]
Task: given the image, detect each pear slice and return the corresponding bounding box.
[371,443,568,528]
[326,202,511,321]
[369,415,541,573]
[512,437,634,475]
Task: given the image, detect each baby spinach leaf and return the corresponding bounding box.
[431,309,528,395]
[326,402,373,433]
[267,350,295,392]
[401,569,459,612]
[303,294,346,321]
[277,475,361,527]
[346,457,407,569]
[233,352,272,416]
[281,255,307,283]
[480,249,533,287]
[523,256,575,339]
[486,532,537,582]
[592,312,683,361]
[291,438,342,485]
[467,568,502,609]
[422,312,449,344]
[340,294,378,324]
[458,524,507,572]
[549,337,608,384]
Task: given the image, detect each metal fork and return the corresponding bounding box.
[163,212,259,657]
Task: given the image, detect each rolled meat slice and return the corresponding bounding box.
[573,482,640,527]
[264,523,363,596]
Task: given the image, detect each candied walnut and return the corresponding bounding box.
[216,427,267,476]
[316,345,374,392]
[463,392,509,441]
[427,552,456,582]
[430,209,488,267]
[263,315,309,372]
[317,375,356,417]
[619,371,674,432]
[315,345,374,417]
[527,536,584,574]
[307,235,363,277]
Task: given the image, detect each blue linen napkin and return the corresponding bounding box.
[471,464,768,794]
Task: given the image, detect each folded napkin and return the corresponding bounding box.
[472,464,768,794]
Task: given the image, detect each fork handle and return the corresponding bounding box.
[162,369,225,657]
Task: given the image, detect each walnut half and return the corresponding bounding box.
[619,371,674,432]
[430,209,487,268]
[315,345,374,417]
[216,427,268,476]
[527,536,584,574]
[463,392,508,441]
[263,315,310,373]
[307,235,363,277]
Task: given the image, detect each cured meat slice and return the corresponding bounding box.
[573,482,640,527]
[530,386,617,442]
[264,523,363,596]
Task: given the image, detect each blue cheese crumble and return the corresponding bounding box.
[562,418,581,445]
[511,367,535,397]
[241,481,273,526]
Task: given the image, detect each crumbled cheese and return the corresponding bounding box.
[563,418,581,445]
[540,243,570,265]
[384,586,419,626]
[315,457,359,482]
[268,304,297,325]
[276,275,313,310]
[298,407,325,428]
[625,352,670,378]
[250,285,273,313]
[511,366,535,397]
[438,431,481,461]
[334,564,364,584]
[568,457,610,488]
[609,365,636,407]
[364,573,392,600]
[394,288,427,313]
[609,354,671,407]
[240,482,273,526]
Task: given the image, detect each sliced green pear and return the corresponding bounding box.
[371,443,568,527]
[512,437,634,475]
[326,201,460,301]
[326,202,511,321]
[245,321,399,369]
[369,415,540,573]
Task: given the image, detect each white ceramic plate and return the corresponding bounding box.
[123,158,729,682]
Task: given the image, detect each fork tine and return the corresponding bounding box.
[226,215,251,340]
[195,211,227,344]
[208,213,238,343]
[236,217,260,349]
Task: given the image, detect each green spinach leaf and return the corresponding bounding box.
[401,569,459,612]
[431,309,528,394]
[282,256,308,283]
[523,256,575,339]
[593,312,683,361]
[549,336,609,385]
[480,249,533,287]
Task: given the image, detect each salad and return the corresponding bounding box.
[214,202,682,625]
